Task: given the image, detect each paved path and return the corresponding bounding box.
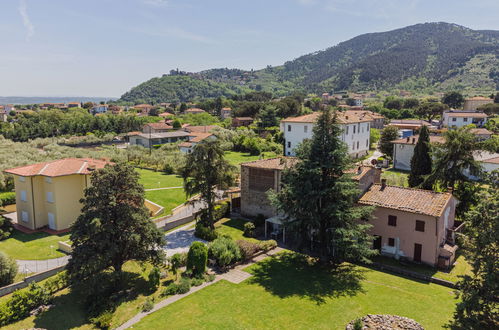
[163,224,205,257]
[16,256,70,274]
[364,149,383,165]
[116,247,284,330]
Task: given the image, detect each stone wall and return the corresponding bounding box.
[0,265,65,297]
[240,166,277,218]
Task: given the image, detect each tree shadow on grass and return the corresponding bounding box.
[248,252,366,305]
[217,218,248,231]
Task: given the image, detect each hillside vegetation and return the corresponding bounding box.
[118,23,499,103]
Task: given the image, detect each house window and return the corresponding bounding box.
[352,142,355,150]
[366,139,369,147]
[357,141,359,149]
[463,118,468,122]
[287,125,291,132]
[388,215,397,226]
[21,211,29,223]
[46,191,54,203]
[287,151,291,155]
[20,190,27,202]
[19,176,26,182]
[346,126,349,134]
[287,141,291,148]
[45,177,52,183]
[388,238,395,247]
[452,118,456,122]
[304,125,308,133]
[415,220,425,232]
[353,125,356,134]
[367,123,370,130]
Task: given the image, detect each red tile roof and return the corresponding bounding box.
[446,111,488,118]
[4,158,112,178]
[145,122,173,130]
[281,111,372,124]
[358,184,453,217]
[241,157,299,170]
[392,135,445,145]
[184,125,218,133]
[185,108,205,113]
[189,132,213,143]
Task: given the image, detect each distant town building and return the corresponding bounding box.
[344,110,385,129]
[178,133,216,153]
[392,135,445,171]
[134,104,154,115]
[142,121,173,134]
[91,104,109,114]
[184,108,206,115]
[232,117,254,128]
[442,110,488,128]
[463,96,493,111]
[129,131,191,148]
[221,107,232,119]
[470,128,493,141]
[388,119,432,131]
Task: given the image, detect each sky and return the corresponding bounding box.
[0,0,498,98]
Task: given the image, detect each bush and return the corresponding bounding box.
[142,297,154,312]
[0,192,15,207]
[43,271,68,294]
[204,273,216,282]
[191,277,204,287]
[186,242,208,277]
[209,236,241,268]
[195,222,218,241]
[258,240,277,252]
[353,318,363,330]
[243,222,255,237]
[0,252,18,286]
[168,252,187,276]
[91,310,113,329]
[148,267,161,291]
[162,278,191,296]
[213,201,230,221]
[0,216,13,241]
[236,240,260,260]
[0,282,51,326]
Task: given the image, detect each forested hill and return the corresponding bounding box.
[119,22,499,103]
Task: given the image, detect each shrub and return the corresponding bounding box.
[0,216,13,241]
[191,277,204,287]
[142,297,154,312]
[0,192,15,207]
[195,222,218,241]
[255,214,265,227]
[91,310,113,330]
[236,240,260,260]
[168,252,187,277]
[243,222,255,237]
[204,273,216,282]
[186,242,208,277]
[162,278,191,296]
[43,271,68,294]
[353,318,363,330]
[0,282,51,326]
[0,252,18,286]
[148,267,161,291]
[213,201,230,221]
[258,240,277,252]
[209,236,241,268]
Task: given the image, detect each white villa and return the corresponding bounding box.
[280,112,372,158]
[442,110,488,129]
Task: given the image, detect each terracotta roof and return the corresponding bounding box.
[470,128,492,135]
[389,119,431,125]
[241,157,299,170]
[344,110,384,120]
[178,142,193,148]
[474,151,499,164]
[281,111,371,124]
[134,104,153,109]
[184,125,218,133]
[234,117,253,121]
[4,158,112,178]
[392,135,445,145]
[358,184,453,217]
[221,107,232,111]
[159,112,174,117]
[136,131,191,139]
[445,111,488,118]
[345,165,376,181]
[189,132,213,143]
[465,97,492,101]
[126,131,141,136]
[185,108,205,113]
[145,122,173,130]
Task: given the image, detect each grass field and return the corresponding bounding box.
[381,168,409,187]
[145,188,188,215]
[136,168,183,189]
[0,230,70,260]
[215,218,260,243]
[134,252,457,330]
[224,151,278,166]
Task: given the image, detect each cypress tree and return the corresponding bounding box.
[408,125,432,188]
[270,109,375,264]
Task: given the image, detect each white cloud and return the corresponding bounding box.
[18,0,34,41]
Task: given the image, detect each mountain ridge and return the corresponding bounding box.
[119,22,499,103]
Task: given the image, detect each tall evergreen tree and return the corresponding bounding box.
[379,126,399,158]
[258,105,278,128]
[181,140,236,229]
[270,109,375,264]
[451,174,498,329]
[67,163,165,281]
[408,125,432,188]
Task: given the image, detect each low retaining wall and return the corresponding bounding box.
[0,265,65,297]
[58,241,72,254]
[161,215,195,232]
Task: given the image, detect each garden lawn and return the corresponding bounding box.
[136,168,183,189]
[224,151,277,166]
[0,230,70,260]
[134,252,457,330]
[145,188,188,215]
[382,168,409,187]
[215,218,260,243]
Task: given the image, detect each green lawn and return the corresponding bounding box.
[0,230,70,260]
[374,254,472,283]
[145,188,188,215]
[224,151,278,166]
[136,168,183,189]
[215,218,260,243]
[134,252,457,330]
[382,168,409,187]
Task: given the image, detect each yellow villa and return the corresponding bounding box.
[4,158,112,232]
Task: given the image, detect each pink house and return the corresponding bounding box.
[358,181,458,268]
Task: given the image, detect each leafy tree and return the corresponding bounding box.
[186,241,208,277]
[477,103,499,116]
[408,125,432,188]
[450,175,498,329]
[415,101,448,122]
[0,251,17,286]
[172,119,182,129]
[148,108,159,116]
[369,128,380,148]
[383,96,403,110]
[442,91,464,108]
[181,140,235,229]
[379,126,399,158]
[345,98,356,106]
[403,98,420,109]
[0,215,13,240]
[270,109,375,264]
[67,163,165,281]
[494,92,499,103]
[82,102,94,109]
[258,105,278,128]
[179,103,187,113]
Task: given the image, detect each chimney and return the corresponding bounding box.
[381,178,387,190]
[412,137,416,144]
[406,136,410,142]
[357,166,362,175]
[345,116,349,120]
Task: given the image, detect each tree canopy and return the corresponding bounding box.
[408,125,432,188]
[379,126,399,158]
